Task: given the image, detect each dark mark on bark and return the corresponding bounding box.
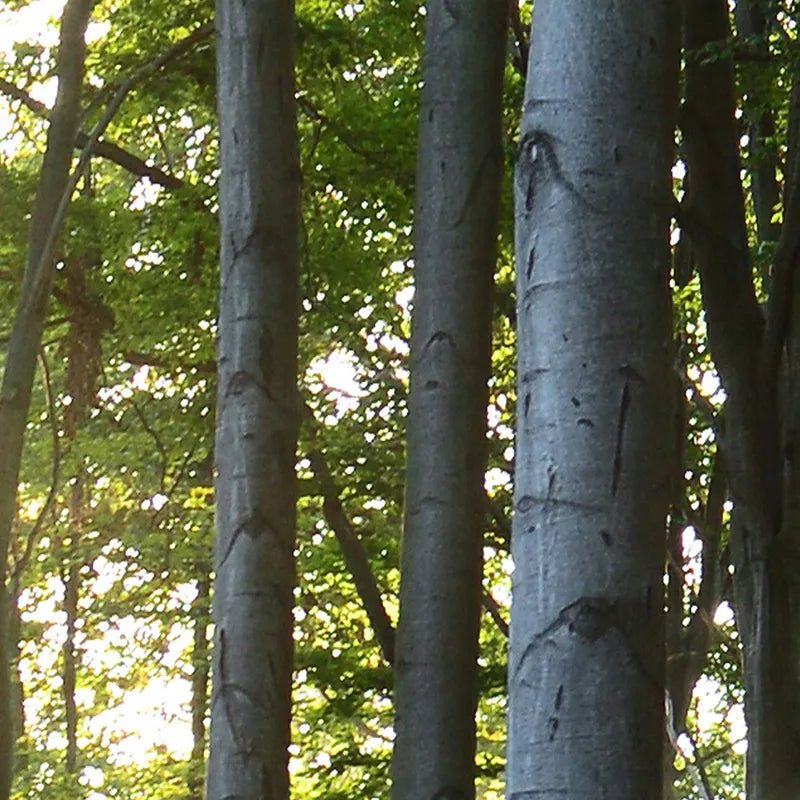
[546,465,556,507]
[423,330,455,354]
[618,362,645,382]
[611,381,631,495]
[577,417,594,428]
[512,597,617,683]
[599,530,612,546]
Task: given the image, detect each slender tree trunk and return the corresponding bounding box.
[59,251,104,779]
[0,1,92,795]
[682,4,800,797]
[62,559,79,774]
[189,568,210,800]
[390,3,507,799]
[735,0,781,244]
[508,4,679,799]
[207,0,300,796]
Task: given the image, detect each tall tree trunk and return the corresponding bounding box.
[682,3,800,797]
[390,2,507,798]
[508,4,679,799]
[0,1,92,795]
[207,0,300,796]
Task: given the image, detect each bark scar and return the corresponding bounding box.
[611,381,631,495]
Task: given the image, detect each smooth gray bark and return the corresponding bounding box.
[0,1,92,795]
[391,2,507,799]
[207,0,300,797]
[508,4,678,799]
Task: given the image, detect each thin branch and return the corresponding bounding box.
[122,350,215,375]
[130,398,169,493]
[665,692,715,800]
[482,590,508,638]
[762,72,800,385]
[296,95,390,165]
[0,76,183,189]
[508,0,529,75]
[306,445,396,666]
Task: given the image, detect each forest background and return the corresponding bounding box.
[0,0,788,798]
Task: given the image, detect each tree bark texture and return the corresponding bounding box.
[508,4,678,799]
[683,3,800,797]
[0,1,92,795]
[207,0,300,797]
[390,2,507,799]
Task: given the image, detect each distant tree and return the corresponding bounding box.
[681,1,800,796]
[0,0,93,795]
[508,3,679,799]
[206,0,301,797]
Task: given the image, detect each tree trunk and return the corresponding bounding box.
[206,0,300,796]
[508,4,679,799]
[734,0,781,244]
[682,3,800,797]
[189,568,210,800]
[0,1,92,795]
[390,2,507,799]
[62,560,79,775]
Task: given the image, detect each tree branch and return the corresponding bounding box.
[482,590,508,638]
[0,76,183,189]
[306,446,396,666]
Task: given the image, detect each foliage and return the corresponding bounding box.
[0,0,794,798]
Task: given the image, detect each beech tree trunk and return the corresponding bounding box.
[507,4,678,799]
[0,1,92,795]
[206,0,300,797]
[390,2,507,799]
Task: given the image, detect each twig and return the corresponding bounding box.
[130,397,169,493]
